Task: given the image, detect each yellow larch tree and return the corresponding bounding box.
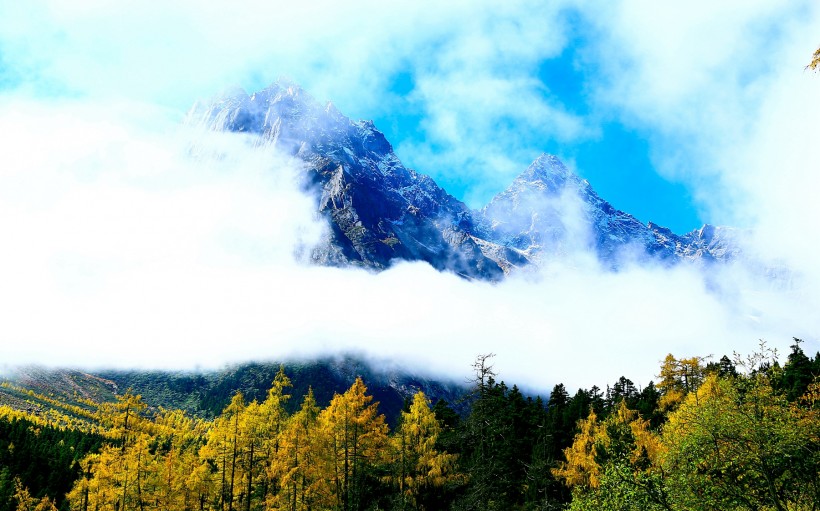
[151,408,207,510]
[185,460,216,511]
[67,391,158,511]
[125,432,158,511]
[67,447,123,511]
[13,478,58,511]
[551,409,603,489]
[200,392,247,511]
[101,390,148,448]
[809,46,820,71]
[237,400,264,511]
[555,401,670,511]
[657,354,708,411]
[315,377,388,511]
[272,387,322,511]
[256,366,292,506]
[389,391,459,511]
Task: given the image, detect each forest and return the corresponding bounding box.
[1,340,818,511]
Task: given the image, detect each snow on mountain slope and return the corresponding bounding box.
[188,79,504,280]
[188,81,739,278]
[477,154,739,269]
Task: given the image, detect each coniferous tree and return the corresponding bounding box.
[780,338,817,401]
[457,355,557,510]
[657,354,708,411]
[457,356,517,510]
[389,391,460,510]
[256,367,292,506]
[634,381,663,429]
[315,377,388,511]
[555,346,820,511]
[12,479,59,511]
[273,388,321,511]
[199,392,247,511]
[431,399,461,456]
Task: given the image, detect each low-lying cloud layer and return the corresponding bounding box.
[0,99,817,391]
[0,1,819,391]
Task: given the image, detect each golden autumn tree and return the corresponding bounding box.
[209,367,294,511]
[389,391,459,511]
[200,392,247,511]
[315,377,388,511]
[67,447,124,511]
[68,391,157,511]
[104,390,148,449]
[272,388,322,511]
[66,455,95,511]
[125,433,152,510]
[197,371,294,511]
[13,478,58,511]
[68,400,209,511]
[150,408,208,510]
[236,400,265,511]
[185,460,216,511]
[656,354,708,411]
[552,408,601,490]
[255,366,292,506]
[809,46,820,71]
[553,401,668,511]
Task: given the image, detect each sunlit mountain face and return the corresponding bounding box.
[188,80,740,280]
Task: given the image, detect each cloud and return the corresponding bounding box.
[1,1,819,394]
[573,1,820,363]
[0,99,324,369]
[0,1,590,206]
[399,73,591,207]
[579,1,820,225]
[0,99,814,394]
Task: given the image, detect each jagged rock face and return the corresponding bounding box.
[478,155,739,268]
[189,80,738,278]
[676,224,742,262]
[188,80,505,280]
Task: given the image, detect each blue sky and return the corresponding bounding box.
[1,1,819,387]
[359,41,702,233]
[0,2,815,233]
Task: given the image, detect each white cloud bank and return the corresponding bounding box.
[0,1,819,391]
[0,100,816,392]
[0,1,590,206]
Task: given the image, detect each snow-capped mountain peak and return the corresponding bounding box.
[520,153,578,188]
[189,81,741,277]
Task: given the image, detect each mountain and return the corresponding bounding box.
[95,356,470,424]
[477,154,741,269]
[187,80,505,280]
[188,80,738,278]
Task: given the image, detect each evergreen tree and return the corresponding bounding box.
[780,338,817,401]
[634,381,663,429]
[431,399,461,455]
[457,356,516,510]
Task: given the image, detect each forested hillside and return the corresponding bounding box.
[0,340,818,510]
[92,357,469,424]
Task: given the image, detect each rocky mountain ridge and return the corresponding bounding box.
[187,80,739,278]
